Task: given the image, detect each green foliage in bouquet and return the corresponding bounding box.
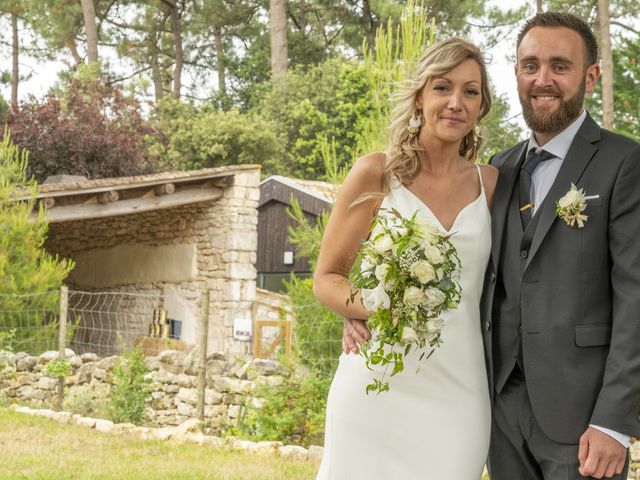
[349,209,462,394]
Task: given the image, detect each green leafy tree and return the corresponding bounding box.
[257,58,376,179]
[588,36,640,141]
[479,92,524,161]
[0,132,74,352]
[151,99,284,173]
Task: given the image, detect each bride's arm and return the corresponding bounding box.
[313,153,386,319]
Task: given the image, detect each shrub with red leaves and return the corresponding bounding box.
[6,78,164,182]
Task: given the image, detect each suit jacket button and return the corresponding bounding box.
[521,250,528,259]
[637,414,640,423]
[485,321,491,331]
[490,272,496,283]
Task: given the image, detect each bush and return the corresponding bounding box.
[63,384,108,418]
[107,345,150,425]
[43,358,70,379]
[238,372,329,448]
[6,69,162,182]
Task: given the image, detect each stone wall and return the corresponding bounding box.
[0,347,288,434]
[45,167,261,355]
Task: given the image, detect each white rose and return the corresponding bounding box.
[425,245,443,264]
[361,283,391,312]
[391,225,408,238]
[372,233,394,254]
[375,263,393,289]
[410,260,436,284]
[360,256,376,278]
[414,217,441,242]
[375,263,390,282]
[423,288,446,309]
[403,286,425,306]
[401,326,418,344]
[426,318,444,334]
[558,188,582,209]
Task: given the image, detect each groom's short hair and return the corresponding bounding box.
[517,12,598,67]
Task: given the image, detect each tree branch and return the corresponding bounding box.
[610,20,639,35]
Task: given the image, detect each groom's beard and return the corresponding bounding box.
[519,79,586,134]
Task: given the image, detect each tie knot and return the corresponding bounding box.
[522,148,554,175]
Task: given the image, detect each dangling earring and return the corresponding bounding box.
[407,109,423,135]
[472,124,481,150]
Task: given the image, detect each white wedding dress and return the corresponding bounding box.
[316,166,491,480]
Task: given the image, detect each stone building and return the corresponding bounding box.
[32,165,261,356]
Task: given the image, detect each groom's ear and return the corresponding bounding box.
[584,63,600,95]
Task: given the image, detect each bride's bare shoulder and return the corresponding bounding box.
[344,152,387,191]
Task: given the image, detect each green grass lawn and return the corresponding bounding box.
[0,408,319,480]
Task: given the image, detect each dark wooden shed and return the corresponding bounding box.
[257,176,336,292]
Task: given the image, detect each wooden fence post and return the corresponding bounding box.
[57,286,68,410]
[195,289,209,422]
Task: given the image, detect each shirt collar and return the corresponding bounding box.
[527,109,587,160]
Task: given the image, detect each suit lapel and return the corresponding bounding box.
[525,115,602,268]
[491,142,528,272]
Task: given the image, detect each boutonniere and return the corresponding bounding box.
[556,183,588,228]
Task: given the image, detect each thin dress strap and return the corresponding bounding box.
[475,164,485,194]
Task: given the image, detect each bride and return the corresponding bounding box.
[313,38,498,479]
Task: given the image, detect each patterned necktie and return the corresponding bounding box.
[519,148,555,228]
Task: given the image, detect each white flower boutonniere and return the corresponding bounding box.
[556,183,588,228]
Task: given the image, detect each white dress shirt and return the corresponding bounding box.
[525,109,630,448]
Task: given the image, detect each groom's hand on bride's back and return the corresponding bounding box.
[342,318,371,354]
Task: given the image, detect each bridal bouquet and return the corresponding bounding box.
[349,209,462,395]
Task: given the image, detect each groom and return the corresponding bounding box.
[481,12,640,480]
[342,11,640,480]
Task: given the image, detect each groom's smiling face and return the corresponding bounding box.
[515,26,599,142]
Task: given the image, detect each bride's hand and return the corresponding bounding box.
[342,317,371,354]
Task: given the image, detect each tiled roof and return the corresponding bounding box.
[35,164,259,196]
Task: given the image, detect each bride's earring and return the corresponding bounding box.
[472,124,481,150]
[407,109,423,135]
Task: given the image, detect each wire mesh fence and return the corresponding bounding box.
[68,290,166,356]
[291,303,344,376]
[0,289,174,357]
[0,291,61,355]
[0,286,346,374]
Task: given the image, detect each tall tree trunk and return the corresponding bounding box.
[214,25,226,100]
[11,13,18,109]
[64,36,84,65]
[536,0,543,14]
[80,0,99,64]
[169,1,183,99]
[597,0,614,129]
[150,25,164,103]
[269,0,288,80]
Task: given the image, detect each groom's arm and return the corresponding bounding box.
[590,141,640,435]
[578,141,640,478]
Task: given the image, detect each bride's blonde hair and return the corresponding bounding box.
[368,38,492,203]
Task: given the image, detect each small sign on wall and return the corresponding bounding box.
[233,317,252,341]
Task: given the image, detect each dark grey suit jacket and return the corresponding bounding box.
[481,113,640,443]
